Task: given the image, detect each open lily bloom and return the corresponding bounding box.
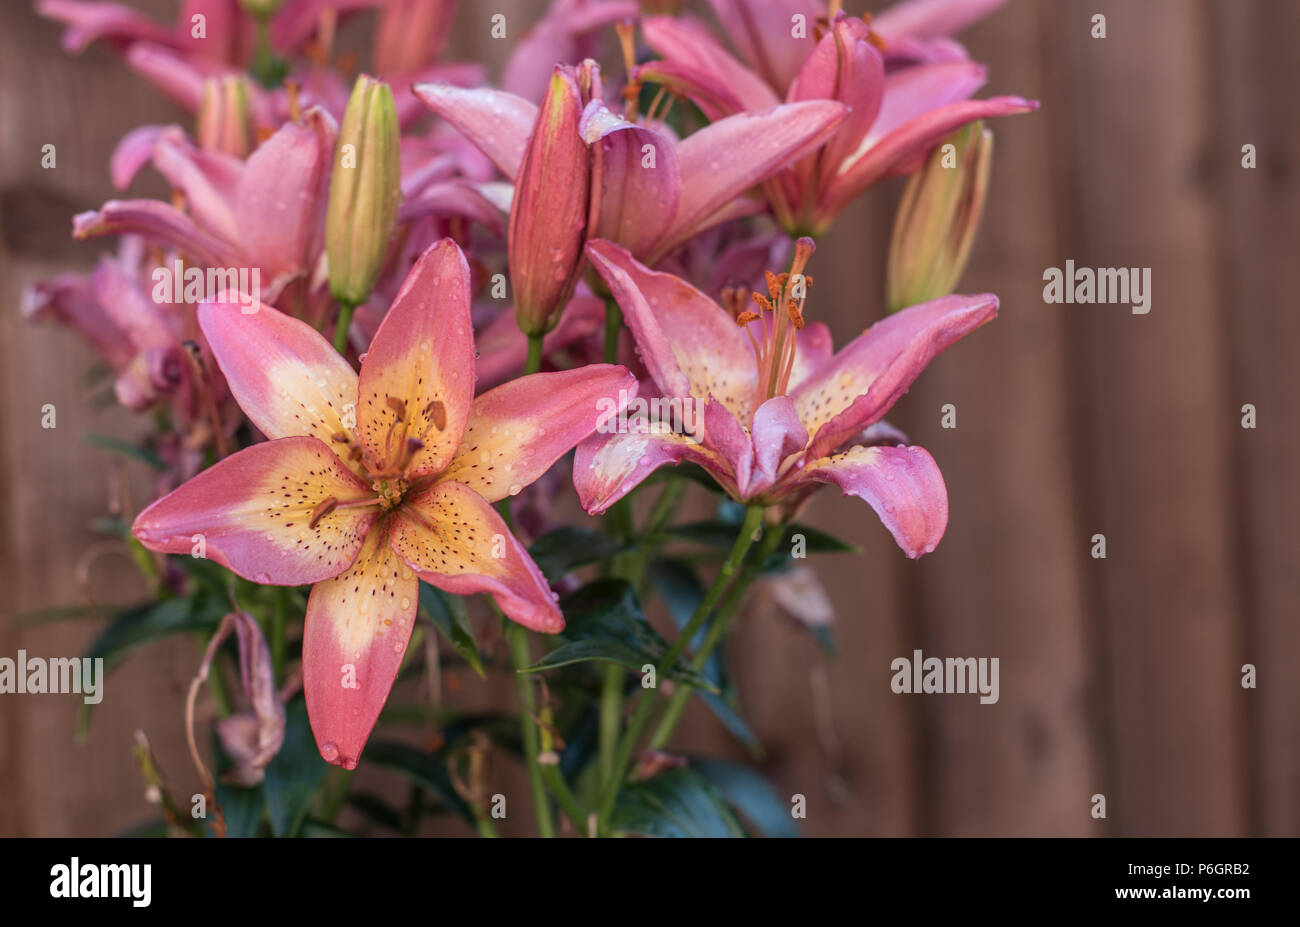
[575,238,997,558]
[639,6,1036,235]
[413,67,847,266]
[75,111,336,302]
[132,239,636,768]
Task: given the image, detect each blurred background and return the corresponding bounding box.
[1,0,1296,837]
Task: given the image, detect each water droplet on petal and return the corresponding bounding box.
[320,741,340,762]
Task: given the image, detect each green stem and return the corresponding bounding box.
[333,301,356,355]
[598,666,622,787]
[541,762,588,834]
[270,587,287,684]
[651,516,786,749]
[603,298,622,364]
[524,332,544,376]
[596,504,765,831]
[475,816,500,839]
[506,622,555,838]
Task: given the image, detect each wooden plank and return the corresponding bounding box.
[1214,0,1300,837]
[1051,0,1248,836]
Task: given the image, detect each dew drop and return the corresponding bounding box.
[320,741,340,762]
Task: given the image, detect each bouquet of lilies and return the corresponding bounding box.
[30,0,1034,837]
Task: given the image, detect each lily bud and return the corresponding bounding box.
[326,74,401,308]
[197,75,251,158]
[508,67,589,336]
[886,121,992,313]
[238,0,284,17]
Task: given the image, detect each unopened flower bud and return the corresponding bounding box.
[239,0,284,18]
[886,121,992,313]
[197,75,250,158]
[326,74,401,308]
[508,67,589,336]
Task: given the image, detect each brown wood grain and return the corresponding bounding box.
[2,0,1295,837]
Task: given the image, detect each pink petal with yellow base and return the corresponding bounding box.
[132,436,378,585]
[198,297,362,472]
[798,444,948,558]
[356,239,474,478]
[793,293,998,459]
[389,481,562,633]
[440,365,639,503]
[301,523,419,771]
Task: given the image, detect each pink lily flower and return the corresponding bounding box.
[638,7,1036,235]
[131,239,637,768]
[501,0,640,102]
[74,110,336,302]
[414,64,847,267]
[574,238,997,558]
[23,237,211,419]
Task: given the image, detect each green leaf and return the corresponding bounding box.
[364,740,475,825]
[346,791,407,833]
[9,603,105,626]
[528,527,622,582]
[417,583,484,677]
[85,596,226,671]
[263,700,329,837]
[688,757,799,838]
[213,782,265,838]
[522,580,718,693]
[85,433,165,470]
[612,767,746,838]
[666,520,857,561]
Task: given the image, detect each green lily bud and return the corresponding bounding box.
[197,75,251,158]
[886,121,993,313]
[239,0,285,18]
[327,74,401,310]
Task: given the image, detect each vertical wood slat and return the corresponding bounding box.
[0,0,1292,837]
[1214,0,1300,837]
[1056,0,1248,835]
[897,0,1101,836]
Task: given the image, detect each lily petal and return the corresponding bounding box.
[412,83,538,180]
[581,102,681,259]
[151,134,242,244]
[198,298,362,469]
[658,100,848,257]
[125,42,208,111]
[574,426,730,515]
[586,239,757,423]
[440,365,637,503]
[793,293,997,459]
[750,394,808,496]
[302,522,419,770]
[873,0,1010,40]
[356,239,474,478]
[110,124,175,190]
[706,0,825,93]
[640,15,780,118]
[132,436,379,585]
[797,444,948,558]
[827,92,1037,222]
[236,107,336,284]
[73,200,242,268]
[390,481,562,632]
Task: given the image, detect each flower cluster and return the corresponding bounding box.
[31,0,1035,837]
